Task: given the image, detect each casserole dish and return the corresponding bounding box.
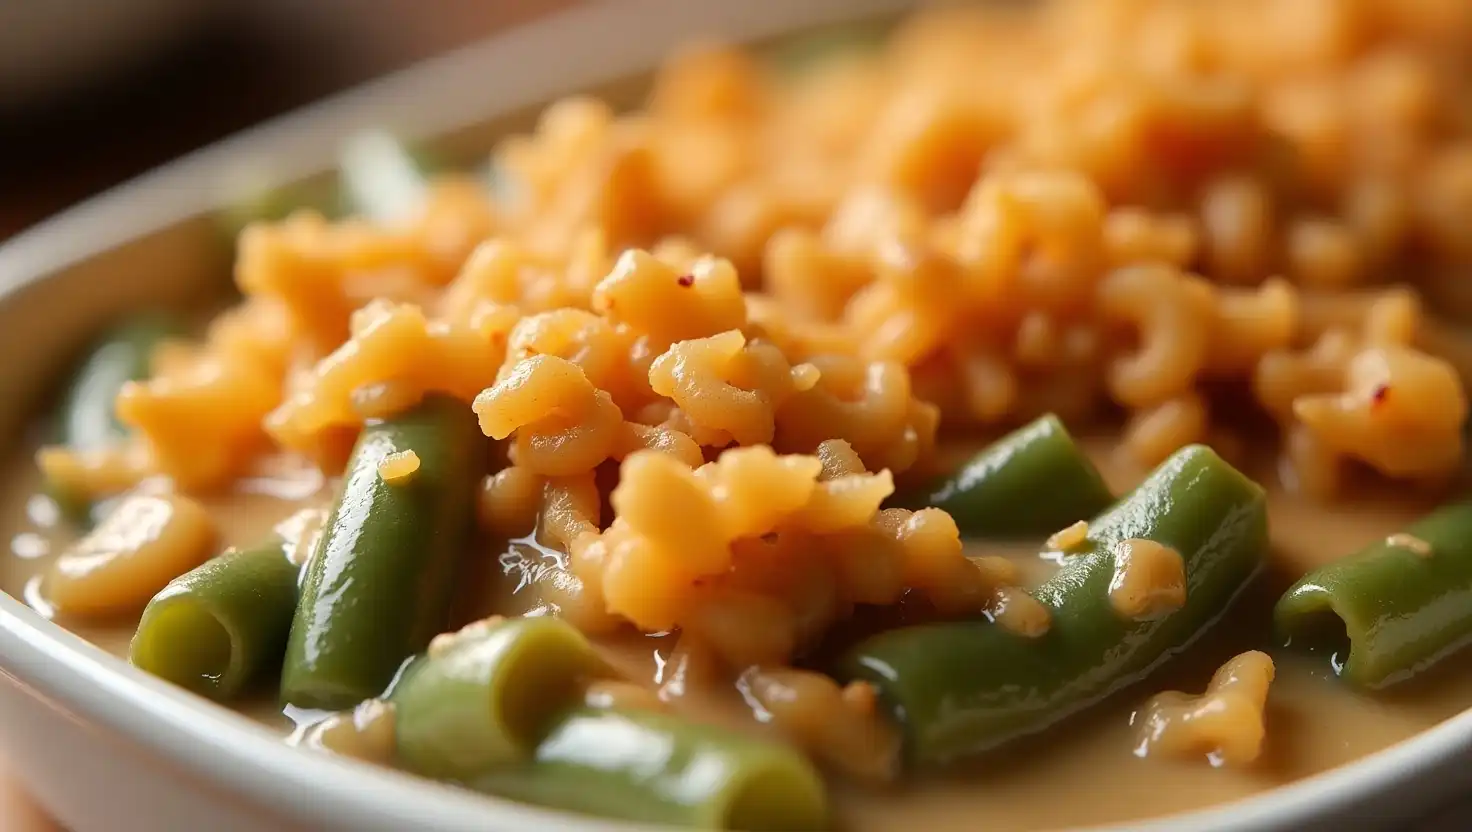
[3,1,1472,830]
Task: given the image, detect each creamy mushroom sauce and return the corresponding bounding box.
[4,436,1470,830]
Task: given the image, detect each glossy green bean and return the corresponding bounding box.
[472,706,829,831]
[391,617,599,781]
[1275,503,1472,688]
[765,18,888,74]
[57,315,180,449]
[49,315,183,524]
[129,538,300,700]
[281,395,485,709]
[905,413,1113,538]
[218,133,439,243]
[215,178,339,244]
[840,445,1268,766]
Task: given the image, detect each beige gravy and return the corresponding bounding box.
[3,439,1470,831]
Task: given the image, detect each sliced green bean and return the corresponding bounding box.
[841,445,1268,766]
[1275,503,1472,688]
[473,706,829,831]
[129,537,300,700]
[391,617,599,781]
[281,395,485,709]
[215,177,339,244]
[904,414,1114,538]
[764,18,889,74]
[218,133,440,242]
[49,315,183,525]
[57,315,181,449]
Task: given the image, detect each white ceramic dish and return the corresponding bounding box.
[3,1,1472,829]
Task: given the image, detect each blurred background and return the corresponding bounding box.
[1,0,576,239]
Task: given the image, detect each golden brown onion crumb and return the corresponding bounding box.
[66,0,1469,516]
[1293,345,1467,481]
[1120,392,1209,469]
[376,450,421,483]
[36,443,153,504]
[973,555,1023,587]
[48,492,217,617]
[477,466,546,538]
[792,362,823,391]
[1107,539,1187,621]
[840,680,879,716]
[1045,520,1090,552]
[350,380,425,420]
[1133,650,1275,767]
[300,699,397,764]
[427,615,506,658]
[742,667,901,783]
[989,586,1051,637]
[814,438,866,480]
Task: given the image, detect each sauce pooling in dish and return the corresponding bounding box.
[7,442,1471,830]
[10,0,1472,828]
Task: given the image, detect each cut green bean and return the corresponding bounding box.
[219,133,440,242]
[338,130,434,226]
[904,413,1114,538]
[391,617,599,781]
[215,176,339,244]
[473,706,830,831]
[1275,503,1472,688]
[57,315,181,450]
[49,314,184,525]
[129,537,300,700]
[764,18,889,74]
[841,445,1267,766]
[281,395,485,709]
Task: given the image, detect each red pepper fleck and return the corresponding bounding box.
[676,274,695,287]
[1370,383,1390,406]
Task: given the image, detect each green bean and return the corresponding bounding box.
[338,130,435,226]
[57,315,180,449]
[903,413,1114,538]
[391,617,599,781]
[49,315,183,524]
[840,445,1267,766]
[765,18,889,74]
[472,706,830,831]
[129,538,300,700]
[218,133,441,243]
[215,177,339,244]
[1275,503,1472,688]
[281,395,485,709]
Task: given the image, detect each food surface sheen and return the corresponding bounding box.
[7,444,1472,829]
[9,0,1472,828]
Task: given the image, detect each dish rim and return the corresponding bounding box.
[2,0,1471,829]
